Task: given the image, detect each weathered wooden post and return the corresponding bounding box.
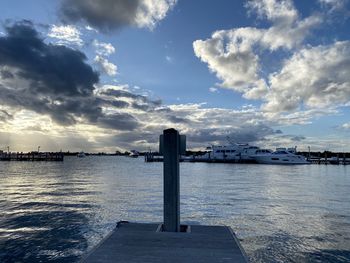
[160,128,186,232]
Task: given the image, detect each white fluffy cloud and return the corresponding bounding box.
[340,122,350,130]
[193,0,321,100]
[94,55,117,76]
[135,0,177,29]
[93,39,115,56]
[48,25,83,46]
[92,40,117,76]
[193,29,267,98]
[193,0,350,119]
[264,41,350,112]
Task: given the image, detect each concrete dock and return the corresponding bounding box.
[81,221,248,263]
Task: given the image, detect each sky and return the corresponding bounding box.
[0,0,349,152]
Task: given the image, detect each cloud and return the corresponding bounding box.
[193,30,266,98]
[85,25,98,32]
[92,40,117,76]
[98,85,162,110]
[0,69,14,79]
[93,39,115,56]
[0,21,144,131]
[0,109,13,122]
[158,103,282,148]
[193,0,350,125]
[264,108,339,125]
[279,134,306,142]
[318,0,349,12]
[246,0,298,22]
[263,41,350,112]
[209,87,218,93]
[193,0,321,100]
[94,55,117,76]
[339,122,350,130]
[90,102,282,151]
[0,21,98,97]
[97,113,139,130]
[187,126,276,144]
[165,55,173,63]
[59,0,177,31]
[48,25,83,46]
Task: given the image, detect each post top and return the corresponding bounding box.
[164,128,178,134]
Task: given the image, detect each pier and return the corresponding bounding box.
[81,129,247,262]
[81,222,247,263]
[307,157,350,165]
[0,152,64,161]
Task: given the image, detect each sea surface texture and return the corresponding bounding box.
[0,156,349,262]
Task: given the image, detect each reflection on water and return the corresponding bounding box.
[0,157,349,262]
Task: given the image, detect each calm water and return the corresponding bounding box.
[0,156,349,262]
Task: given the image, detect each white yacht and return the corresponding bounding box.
[253,148,310,164]
[240,146,263,161]
[199,143,259,161]
[200,144,238,160]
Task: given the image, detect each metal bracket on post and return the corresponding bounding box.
[159,129,186,232]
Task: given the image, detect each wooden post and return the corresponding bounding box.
[162,128,180,232]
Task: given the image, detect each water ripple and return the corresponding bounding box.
[0,157,349,262]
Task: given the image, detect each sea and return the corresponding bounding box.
[0,156,349,262]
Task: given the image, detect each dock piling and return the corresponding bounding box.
[162,128,181,232]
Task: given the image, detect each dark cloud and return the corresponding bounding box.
[97,131,159,150]
[101,88,162,110]
[166,115,190,124]
[274,129,283,134]
[290,135,306,141]
[280,135,306,142]
[188,124,277,144]
[0,109,13,122]
[0,20,101,124]
[102,89,144,101]
[103,99,130,108]
[0,20,98,97]
[59,0,142,31]
[131,102,151,111]
[0,21,143,131]
[98,113,139,130]
[0,69,14,79]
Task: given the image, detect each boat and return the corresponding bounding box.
[197,142,310,164]
[129,150,139,158]
[199,144,245,160]
[198,143,259,162]
[77,151,86,158]
[253,148,310,164]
